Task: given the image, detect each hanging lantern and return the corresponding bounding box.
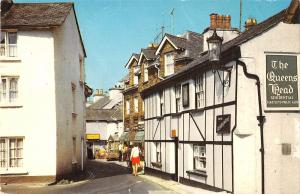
[207,29,223,62]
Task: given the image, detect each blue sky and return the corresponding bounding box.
[16,0,290,91]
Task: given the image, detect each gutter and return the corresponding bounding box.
[236,60,265,194]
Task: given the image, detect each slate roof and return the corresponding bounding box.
[141,48,156,60]
[1,1,87,57]
[86,108,122,121]
[142,4,297,95]
[88,96,110,110]
[1,2,73,28]
[176,31,204,60]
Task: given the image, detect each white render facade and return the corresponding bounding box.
[144,7,300,194]
[0,4,86,181]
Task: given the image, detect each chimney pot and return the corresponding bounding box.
[217,15,223,29]
[210,13,218,29]
[224,15,231,29]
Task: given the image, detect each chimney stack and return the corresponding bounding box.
[210,13,231,29]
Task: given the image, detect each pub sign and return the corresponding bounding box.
[266,55,298,108]
[216,114,231,133]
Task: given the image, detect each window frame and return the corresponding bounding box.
[164,52,174,76]
[175,85,181,112]
[0,31,18,58]
[0,137,24,171]
[134,96,139,113]
[193,145,206,172]
[182,83,189,107]
[126,100,130,115]
[195,75,205,109]
[0,76,19,105]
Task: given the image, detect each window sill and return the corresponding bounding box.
[151,162,162,168]
[186,170,207,177]
[0,169,28,175]
[0,57,21,62]
[0,104,23,108]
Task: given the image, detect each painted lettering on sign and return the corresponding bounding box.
[266,55,298,108]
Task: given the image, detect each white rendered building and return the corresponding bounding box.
[0,0,87,182]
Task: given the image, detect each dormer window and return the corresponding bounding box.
[164,52,174,76]
[0,31,17,58]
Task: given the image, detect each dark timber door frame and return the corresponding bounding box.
[174,137,179,181]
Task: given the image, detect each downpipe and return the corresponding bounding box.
[236,60,265,194]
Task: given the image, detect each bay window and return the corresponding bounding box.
[164,52,174,76]
[0,76,19,104]
[0,31,18,57]
[0,138,23,170]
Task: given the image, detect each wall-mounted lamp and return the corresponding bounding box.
[207,29,232,87]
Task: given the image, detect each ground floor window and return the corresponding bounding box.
[0,137,23,169]
[193,145,206,171]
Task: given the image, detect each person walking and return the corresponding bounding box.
[130,143,140,176]
[118,143,123,161]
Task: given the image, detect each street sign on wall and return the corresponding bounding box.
[266,55,298,108]
[86,134,100,140]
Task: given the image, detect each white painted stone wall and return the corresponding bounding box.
[53,8,86,177]
[238,22,300,194]
[0,30,57,176]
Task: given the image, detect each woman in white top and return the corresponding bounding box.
[130,144,140,176]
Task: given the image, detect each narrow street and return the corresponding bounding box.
[1,160,174,194]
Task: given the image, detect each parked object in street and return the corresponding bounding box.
[106,150,120,161]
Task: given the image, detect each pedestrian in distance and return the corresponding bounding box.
[118,143,123,161]
[130,143,140,176]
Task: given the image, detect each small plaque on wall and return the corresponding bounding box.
[216,114,231,133]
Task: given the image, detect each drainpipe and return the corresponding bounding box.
[154,63,164,80]
[236,59,265,194]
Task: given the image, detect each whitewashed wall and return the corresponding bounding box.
[238,22,300,194]
[0,30,57,176]
[53,8,86,177]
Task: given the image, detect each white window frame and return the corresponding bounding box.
[0,137,24,171]
[126,100,130,115]
[0,31,18,58]
[195,75,205,108]
[193,145,206,171]
[144,63,148,82]
[134,97,138,112]
[164,52,174,76]
[0,76,19,105]
[175,85,181,112]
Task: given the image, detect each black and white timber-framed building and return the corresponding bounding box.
[141,1,300,194]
